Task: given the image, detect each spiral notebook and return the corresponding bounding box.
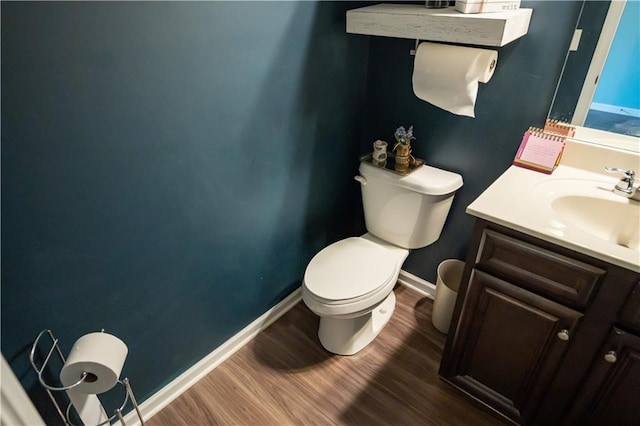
[513,127,565,174]
[544,119,576,137]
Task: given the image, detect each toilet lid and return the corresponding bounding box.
[304,237,397,301]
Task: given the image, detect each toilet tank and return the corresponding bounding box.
[357,162,463,249]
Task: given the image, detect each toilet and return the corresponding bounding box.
[302,161,463,355]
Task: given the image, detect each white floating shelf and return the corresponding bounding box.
[346,4,532,47]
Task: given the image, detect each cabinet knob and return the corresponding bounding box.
[604,351,618,363]
[557,329,570,341]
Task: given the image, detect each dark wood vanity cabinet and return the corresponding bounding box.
[439,219,640,425]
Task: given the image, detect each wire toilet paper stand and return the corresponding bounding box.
[29,329,144,426]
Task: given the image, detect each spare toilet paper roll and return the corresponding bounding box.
[60,332,128,394]
[412,42,497,118]
[65,391,109,426]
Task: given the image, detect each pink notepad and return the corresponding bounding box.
[513,128,565,174]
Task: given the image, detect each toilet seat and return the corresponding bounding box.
[303,237,397,305]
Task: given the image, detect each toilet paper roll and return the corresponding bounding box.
[66,391,109,425]
[60,332,128,394]
[412,42,498,118]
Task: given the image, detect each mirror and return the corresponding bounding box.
[549,0,639,152]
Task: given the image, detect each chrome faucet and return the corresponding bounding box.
[605,167,639,200]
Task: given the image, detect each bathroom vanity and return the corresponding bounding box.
[439,138,640,425]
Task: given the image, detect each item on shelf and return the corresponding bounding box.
[425,1,450,8]
[455,0,521,14]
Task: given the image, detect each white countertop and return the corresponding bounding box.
[467,140,640,273]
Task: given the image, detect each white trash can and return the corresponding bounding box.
[432,259,465,334]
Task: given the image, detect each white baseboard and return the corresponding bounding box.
[119,287,303,425]
[397,269,436,299]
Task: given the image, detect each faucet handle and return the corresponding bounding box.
[605,167,635,179]
[605,167,635,196]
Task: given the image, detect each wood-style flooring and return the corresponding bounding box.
[148,286,508,425]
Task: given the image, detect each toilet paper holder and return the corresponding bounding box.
[29,329,144,426]
[409,39,498,72]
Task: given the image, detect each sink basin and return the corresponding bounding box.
[533,178,640,251]
[551,195,639,250]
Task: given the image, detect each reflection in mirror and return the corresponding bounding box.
[578,1,639,136]
[549,0,640,152]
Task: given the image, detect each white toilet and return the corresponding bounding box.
[302,161,463,355]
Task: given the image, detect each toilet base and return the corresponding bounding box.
[318,291,396,355]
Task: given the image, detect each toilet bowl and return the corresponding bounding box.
[303,234,409,355]
[302,161,463,355]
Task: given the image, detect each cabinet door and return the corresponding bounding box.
[564,328,640,425]
[440,269,583,424]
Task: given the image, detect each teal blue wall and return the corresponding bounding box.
[593,0,640,109]
[2,1,368,420]
[3,1,582,421]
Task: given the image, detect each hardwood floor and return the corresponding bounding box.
[148,286,508,425]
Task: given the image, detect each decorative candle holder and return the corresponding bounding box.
[372,140,388,167]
